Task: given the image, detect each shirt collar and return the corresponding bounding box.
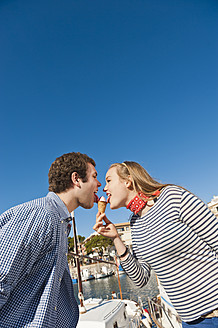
[46,192,72,222]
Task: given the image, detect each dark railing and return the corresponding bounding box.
[148,297,175,328]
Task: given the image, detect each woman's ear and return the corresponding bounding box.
[125,178,133,189]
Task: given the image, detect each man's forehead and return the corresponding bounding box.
[87,162,97,175]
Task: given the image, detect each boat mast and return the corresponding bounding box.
[115,256,123,300]
[72,215,86,313]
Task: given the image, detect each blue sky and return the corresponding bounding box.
[1,0,217,238]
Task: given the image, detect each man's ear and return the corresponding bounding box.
[71,172,80,187]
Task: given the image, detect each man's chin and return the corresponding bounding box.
[82,203,94,210]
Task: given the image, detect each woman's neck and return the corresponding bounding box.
[138,199,155,217]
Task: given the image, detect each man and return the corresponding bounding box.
[0,152,101,328]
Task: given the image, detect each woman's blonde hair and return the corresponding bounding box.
[110,161,171,200]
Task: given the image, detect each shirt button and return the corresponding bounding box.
[65,231,67,234]
[55,306,57,311]
[61,220,64,224]
[65,252,68,256]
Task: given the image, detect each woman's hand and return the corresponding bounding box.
[93,212,119,240]
[93,212,128,258]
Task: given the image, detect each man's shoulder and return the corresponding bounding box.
[0,194,60,228]
[19,194,61,213]
[12,196,52,216]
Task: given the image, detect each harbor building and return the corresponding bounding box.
[207,195,218,220]
[83,223,133,250]
[114,222,132,249]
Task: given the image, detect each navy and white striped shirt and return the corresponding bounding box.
[121,186,218,322]
[0,192,79,328]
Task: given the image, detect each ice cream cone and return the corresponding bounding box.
[98,196,107,213]
[98,201,107,213]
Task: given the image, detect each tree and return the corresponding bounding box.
[68,235,85,252]
[85,235,113,254]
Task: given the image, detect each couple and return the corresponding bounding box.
[0,152,217,328]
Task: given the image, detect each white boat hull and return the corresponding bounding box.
[77,298,152,328]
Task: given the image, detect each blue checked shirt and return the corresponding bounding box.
[0,192,79,328]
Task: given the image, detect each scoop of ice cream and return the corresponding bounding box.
[99,196,107,202]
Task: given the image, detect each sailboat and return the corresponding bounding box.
[94,265,114,279]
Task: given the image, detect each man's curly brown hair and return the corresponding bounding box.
[48,152,96,193]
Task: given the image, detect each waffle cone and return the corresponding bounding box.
[98,201,107,213]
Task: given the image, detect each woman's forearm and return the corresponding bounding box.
[113,236,129,261]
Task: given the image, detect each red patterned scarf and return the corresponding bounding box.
[127,190,160,214]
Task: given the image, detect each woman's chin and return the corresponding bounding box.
[109,203,115,210]
[110,203,120,210]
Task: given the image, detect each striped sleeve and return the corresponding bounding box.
[120,240,151,287]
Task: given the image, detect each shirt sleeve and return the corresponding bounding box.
[0,205,54,309]
[120,239,151,288]
[180,190,218,255]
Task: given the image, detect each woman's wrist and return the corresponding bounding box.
[117,246,129,259]
[113,235,128,259]
[112,234,121,243]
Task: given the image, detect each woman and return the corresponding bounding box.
[93,161,218,328]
